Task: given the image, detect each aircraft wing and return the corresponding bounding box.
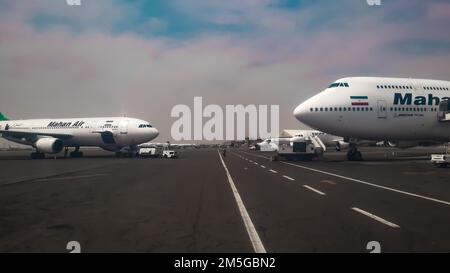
[0,130,74,143]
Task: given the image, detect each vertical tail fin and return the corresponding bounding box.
[0,113,9,121]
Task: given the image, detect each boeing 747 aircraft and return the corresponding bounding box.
[0,113,159,159]
[294,77,450,160]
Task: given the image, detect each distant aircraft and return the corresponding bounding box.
[0,113,159,159]
[256,130,344,152]
[294,77,450,160]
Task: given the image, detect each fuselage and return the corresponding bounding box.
[0,117,159,151]
[294,77,450,142]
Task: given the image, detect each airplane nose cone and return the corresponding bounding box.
[293,102,309,123]
[152,128,159,139]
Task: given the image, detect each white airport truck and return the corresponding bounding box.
[138,147,178,159]
[431,143,450,167]
[138,147,162,157]
[162,150,178,159]
[430,154,450,167]
[270,136,318,161]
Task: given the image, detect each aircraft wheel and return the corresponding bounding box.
[347,149,362,161]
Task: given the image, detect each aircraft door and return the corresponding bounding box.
[438,99,450,122]
[120,120,129,134]
[90,120,102,133]
[377,100,387,119]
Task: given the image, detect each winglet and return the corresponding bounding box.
[0,112,9,121]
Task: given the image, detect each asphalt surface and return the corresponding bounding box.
[0,147,449,253]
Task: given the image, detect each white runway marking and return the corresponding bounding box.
[282,162,450,206]
[254,162,258,165]
[33,174,106,182]
[218,151,267,253]
[260,165,266,169]
[282,175,295,181]
[351,207,400,228]
[269,169,278,174]
[303,185,326,196]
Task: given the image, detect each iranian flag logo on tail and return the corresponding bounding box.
[350,96,369,106]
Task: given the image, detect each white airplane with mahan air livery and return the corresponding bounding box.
[294,77,450,160]
[0,113,159,159]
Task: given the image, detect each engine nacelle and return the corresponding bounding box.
[387,141,419,149]
[35,138,64,154]
[336,141,349,151]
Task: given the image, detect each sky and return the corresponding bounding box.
[1,0,450,143]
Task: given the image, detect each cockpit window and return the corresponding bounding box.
[329,82,349,88]
[138,124,152,128]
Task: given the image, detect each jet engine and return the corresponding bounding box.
[35,138,64,154]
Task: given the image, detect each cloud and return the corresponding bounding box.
[0,0,450,142]
[427,2,450,22]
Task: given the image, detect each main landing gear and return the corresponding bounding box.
[115,146,139,158]
[70,147,83,158]
[347,143,363,161]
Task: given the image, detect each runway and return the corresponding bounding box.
[0,148,449,253]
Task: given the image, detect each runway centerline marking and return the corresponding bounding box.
[303,185,326,196]
[269,169,278,174]
[351,207,400,228]
[282,162,450,206]
[218,150,267,253]
[282,175,295,181]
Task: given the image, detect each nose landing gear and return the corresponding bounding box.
[347,143,362,161]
